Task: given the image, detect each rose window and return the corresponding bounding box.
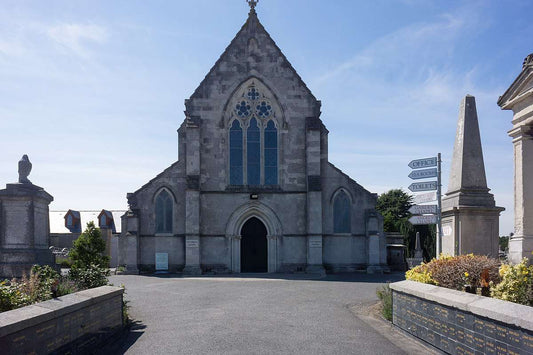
[256,101,272,118]
[235,100,251,117]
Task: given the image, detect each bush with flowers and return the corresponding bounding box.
[406,254,500,290]
[491,258,533,306]
[405,253,533,306]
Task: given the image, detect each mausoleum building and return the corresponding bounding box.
[118,3,386,274]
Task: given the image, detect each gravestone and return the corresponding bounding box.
[0,155,54,278]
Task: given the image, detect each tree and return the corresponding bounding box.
[376,189,436,260]
[69,222,109,269]
[376,189,413,234]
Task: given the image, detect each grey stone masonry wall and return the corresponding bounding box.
[0,182,54,279]
[0,285,123,354]
[390,280,533,354]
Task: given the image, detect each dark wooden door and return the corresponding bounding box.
[240,217,267,272]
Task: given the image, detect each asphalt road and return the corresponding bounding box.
[102,273,429,355]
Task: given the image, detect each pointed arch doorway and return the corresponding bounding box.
[240,217,268,272]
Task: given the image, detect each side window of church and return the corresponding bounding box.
[333,190,351,233]
[155,189,173,233]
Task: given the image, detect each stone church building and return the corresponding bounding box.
[118,3,386,275]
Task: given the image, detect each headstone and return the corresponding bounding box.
[0,155,54,278]
[414,232,423,258]
[441,96,504,257]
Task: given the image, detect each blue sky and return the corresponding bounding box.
[1,0,531,235]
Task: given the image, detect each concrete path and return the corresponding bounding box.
[103,273,434,354]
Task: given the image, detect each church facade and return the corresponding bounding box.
[118,4,386,275]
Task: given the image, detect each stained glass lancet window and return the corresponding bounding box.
[333,190,351,233]
[264,120,278,185]
[155,189,173,233]
[247,117,261,185]
[230,120,243,185]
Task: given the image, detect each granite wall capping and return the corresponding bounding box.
[391,280,533,354]
[390,280,533,331]
[0,285,123,354]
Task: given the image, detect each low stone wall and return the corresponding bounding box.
[0,285,123,354]
[390,280,533,354]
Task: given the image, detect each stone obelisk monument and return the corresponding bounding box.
[441,95,504,257]
[0,155,54,278]
[498,53,533,263]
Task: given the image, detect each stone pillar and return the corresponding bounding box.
[267,234,278,273]
[0,156,54,278]
[229,235,241,273]
[118,211,139,274]
[366,211,387,273]
[183,115,202,275]
[498,55,533,263]
[305,117,325,275]
[508,126,533,262]
[443,95,504,257]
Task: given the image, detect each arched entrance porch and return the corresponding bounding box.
[240,217,268,272]
[225,202,282,273]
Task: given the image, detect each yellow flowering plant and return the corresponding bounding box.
[405,263,436,285]
[491,258,533,306]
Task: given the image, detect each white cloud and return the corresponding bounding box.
[47,23,108,57]
[315,11,472,85]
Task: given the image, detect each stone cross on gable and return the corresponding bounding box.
[247,0,258,10]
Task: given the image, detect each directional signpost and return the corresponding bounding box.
[408,153,443,258]
[408,204,437,215]
[408,168,437,180]
[408,181,437,192]
[409,215,437,225]
[408,157,437,169]
[413,191,436,204]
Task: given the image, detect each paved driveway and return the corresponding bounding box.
[104,273,427,354]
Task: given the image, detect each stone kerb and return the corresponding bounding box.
[390,280,533,354]
[0,285,124,354]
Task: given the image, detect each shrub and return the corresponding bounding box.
[425,254,501,290]
[69,264,110,289]
[376,284,393,321]
[56,257,73,268]
[69,222,109,270]
[405,263,436,284]
[0,281,30,312]
[405,254,501,291]
[491,258,533,306]
[56,278,80,297]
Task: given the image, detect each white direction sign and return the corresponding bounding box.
[409,215,437,225]
[409,204,437,215]
[408,181,437,192]
[408,168,438,180]
[408,157,437,169]
[414,192,436,204]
